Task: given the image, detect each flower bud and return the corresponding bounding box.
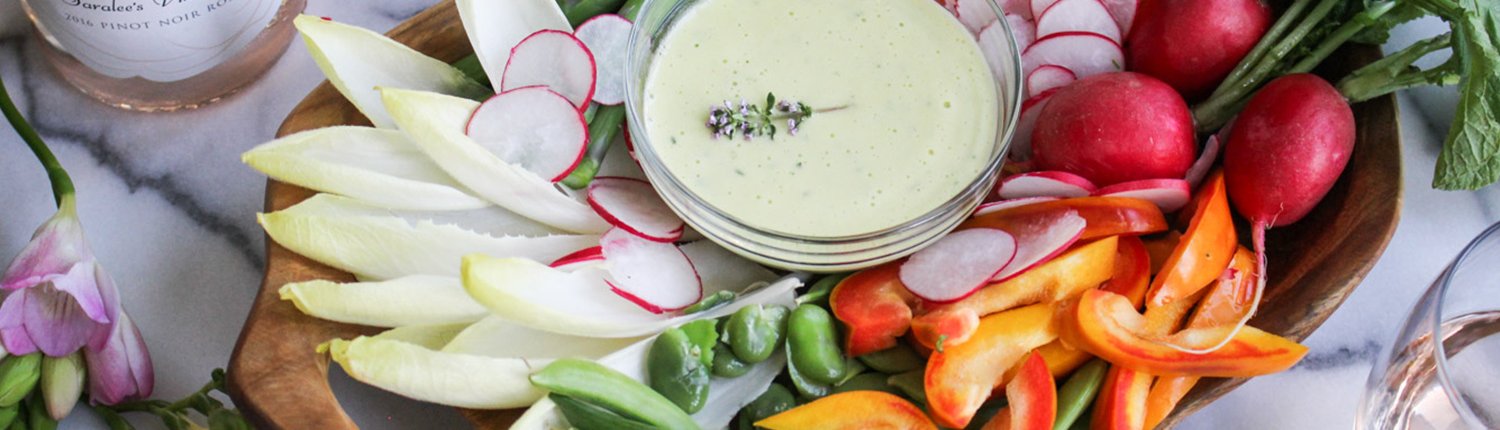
[0,355,41,407]
[38,354,81,420]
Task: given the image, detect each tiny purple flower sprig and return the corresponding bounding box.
[706,93,814,141]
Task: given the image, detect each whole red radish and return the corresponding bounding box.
[1127,0,1272,100]
[1031,72,1196,187]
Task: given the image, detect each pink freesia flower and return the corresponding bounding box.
[85,311,154,405]
[0,197,119,357]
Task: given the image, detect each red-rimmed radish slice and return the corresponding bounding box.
[501,30,596,110]
[1099,0,1137,36]
[955,0,999,34]
[1030,0,1060,21]
[900,229,1018,303]
[601,229,702,313]
[587,176,685,242]
[997,171,1097,199]
[550,246,605,271]
[1036,0,1121,43]
[1005,14,1036,51]
[977,22,1020,88]
[1010,88,1059,161]
[465,86,588,182]
[975,197,1061,217]
[992,209,1086,281]
[1093,179,1192,213]
[1185,135,1223,189]
[1027,65,1076,97]
[1021,31,1124,78]
[574,14,631,105]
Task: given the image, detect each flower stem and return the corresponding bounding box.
[0,74,74,206]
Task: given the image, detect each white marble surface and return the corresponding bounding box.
[0,1,1491,428]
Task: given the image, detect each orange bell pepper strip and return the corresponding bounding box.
[1143,246,1259,429]
[1145,171,1237,308]
[982,352,1057,430]
[830,263,920,357]
[1059,289,1306,377]
[756,391,936,430]
[910,237,1117,349]
[926,303,1059,429]
[1101,236,1151,309]
[962,197,1169,241]
[1091,365,1152,430]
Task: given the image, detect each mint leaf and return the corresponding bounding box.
[1433,0,1500,189]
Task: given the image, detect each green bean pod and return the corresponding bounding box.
[647,328,712,413]
[530,358,697,430]
[683,290,737,315]
[796,273,847,306]
[711,344,753,378]
[727,305,789,364]
[735,383,796,430]
[1054,360,1109,430]
[831,372,900,395]
[857,344,924,374]
[551,394,657,430]
[787,304,846,384]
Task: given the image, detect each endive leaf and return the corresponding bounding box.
[294,15,490,128]
[381,88,610,233]
[260,194,597,280]
[463,254,800,338]
[280,193,558,239]
[279,275,487,328]
[441,316,638,358]
[372,323,469,349]
[511,287,794,430]
[242,126,487,211]
[325,335,545,409]
[455,0,571,87]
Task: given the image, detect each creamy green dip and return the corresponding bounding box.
[643,0,999,237]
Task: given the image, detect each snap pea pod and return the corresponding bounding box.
[711,344,752,378]
[451,55,488,88]
[887,369,928,405]
[727,305,789,364]
[831,372,900,396]
[647,327,713,413]
[557,0,628,26]
[1054,360,1109,430]
[857,344,924,374]
[795,273,847,306]
[683,290,737,315]
[735,383,796,430]
[787,304,846,384]
[830,356,866,387]
[551,393,656,430]
[530,358,697,430]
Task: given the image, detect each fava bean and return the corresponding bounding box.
[679,319,720,367]
[728,305,789,364]
[1054,360,1109,430]
[796,273,848,306]
[530,358,697,430]
[711,344,752,378]
[887,370,927,405]
[831,372,900,395]
[736,383,796,430]
[787,304,846,384]
[857,344,924,374]
[551,394,656,430]
[785,341,832,399]
[647,328,712,413]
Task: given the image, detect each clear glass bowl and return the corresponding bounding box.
[623,0,1023,272]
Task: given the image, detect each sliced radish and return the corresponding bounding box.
[900,229,1018,303]
[977,22,1020,86]
[574,14,631,105]
[1010,88,1059,161]
[1030,0,1060,21]
[1095,179,1192,212]
[1184,135,1222,189]
[997,171,1097,199]
[1027,65,1076,98]
[1005,14,1036,51]
[955,0,999,34]
[465,86,588,182]
[501,30,596,110]
[992,209,1086,281]
[1021,31,1124,78]
[1098,0,1137,36]
[587,177,685,242]
[1036,0,1121,43]
[550,246,605,271]
[600,229,701,313]
[975,197,1060,216]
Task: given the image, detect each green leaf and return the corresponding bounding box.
[1433,0,1500,189]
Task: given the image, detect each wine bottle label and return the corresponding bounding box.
[24,0,279,82]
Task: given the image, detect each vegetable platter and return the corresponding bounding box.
[227,0,1403,428]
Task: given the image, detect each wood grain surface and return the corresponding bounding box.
[226,1,1403,428]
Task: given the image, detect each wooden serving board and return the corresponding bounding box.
[226,1,1403,428]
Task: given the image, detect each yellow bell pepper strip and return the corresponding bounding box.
[755,390,936,430]
[1033,341,1094,381]
[1090,365,1152,430]
[962,197,1169,242]
[1059,290,1306,378]
[926,303,1059,429]
[1145,171,1237,308]
[830,263,920,357]
[982,352,1057,430]
[910,237,1118,349]
[1100,236,1151,310]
